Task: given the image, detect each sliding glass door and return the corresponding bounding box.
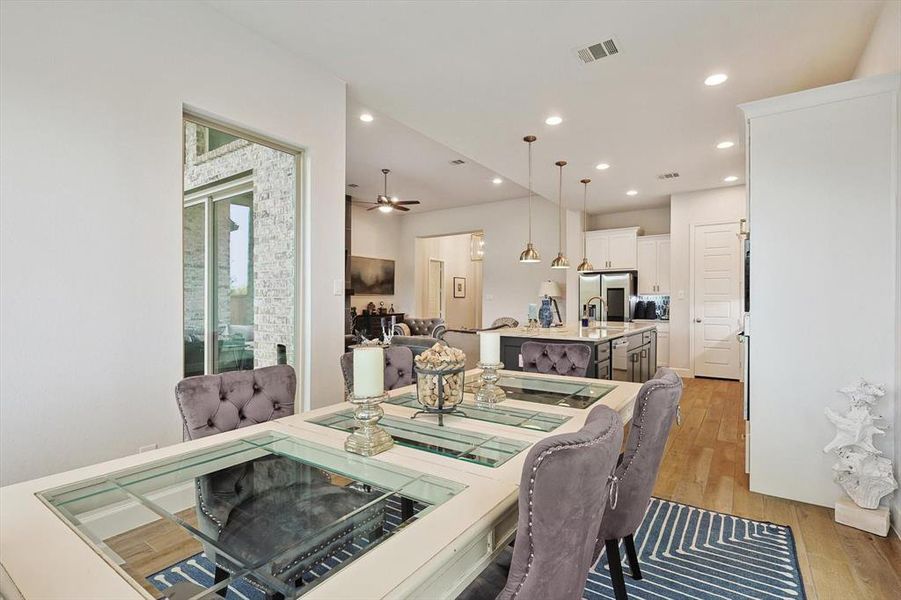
[182,119,297,377]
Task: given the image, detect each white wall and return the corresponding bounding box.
[588,206,671,235]
[742,76,898,509]
[396,197,581,329]
[669,186,747,374]
[853,0,901,79]
[0,2,346,486]
[350,205,402,313]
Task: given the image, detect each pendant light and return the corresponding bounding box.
[577,178,594,272]
[518,135,541,263]
[550,160,570,269]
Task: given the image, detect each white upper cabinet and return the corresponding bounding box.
[636,234,670,294]
[585,227,640,270]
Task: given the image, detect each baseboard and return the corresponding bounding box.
[671,367,694,378]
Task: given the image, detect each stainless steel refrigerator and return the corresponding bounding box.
[578,271,637,322]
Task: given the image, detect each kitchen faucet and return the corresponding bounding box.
[586,296,606,324]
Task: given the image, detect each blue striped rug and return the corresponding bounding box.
[586,497,806,600]
[151,497,805,600]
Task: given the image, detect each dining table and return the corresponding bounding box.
[0,369,643,600]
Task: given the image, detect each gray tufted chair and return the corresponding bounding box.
[521,342,592,378]
[175,365,296,441]
[340,346,414,396]
[175,365,301,599]
[593,368,683,600]
[497,404,624,600]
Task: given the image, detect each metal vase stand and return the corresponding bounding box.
[474,362,506,408]
[412,365,467,427]
[344,392,395,456]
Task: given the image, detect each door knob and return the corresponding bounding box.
[695,318,702,323]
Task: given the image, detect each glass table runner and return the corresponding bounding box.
[464,374,617,409]
[309,410,529,468]
[39,433,464,599]
[384,392,571,432]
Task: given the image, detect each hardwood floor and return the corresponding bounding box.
[658,377,901,600]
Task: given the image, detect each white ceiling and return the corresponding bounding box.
[346,97,530,212]
[209,0,883,214]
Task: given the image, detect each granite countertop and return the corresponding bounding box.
[492,322,657,343]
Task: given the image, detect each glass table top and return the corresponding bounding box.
[384,392,571,432]
[38,432,464,600]
[309,410,530,468]
[464,374,617,409]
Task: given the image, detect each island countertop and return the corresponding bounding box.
[490,322,657,343]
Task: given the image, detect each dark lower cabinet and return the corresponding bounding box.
[597,358,612,380]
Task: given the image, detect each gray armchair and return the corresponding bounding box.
[593,368,683,600]
[496,404,624,600]
[394,317,446,338]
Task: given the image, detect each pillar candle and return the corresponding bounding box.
[353,347,384,398]
[480,332,500,364]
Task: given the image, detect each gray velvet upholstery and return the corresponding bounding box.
[594,368,682,556]
[340,346,414,395]
[498,404,624,600]
[394,317,446,338]
[521,342,592,378]
[390,335,444,364]
[175,365,296,441]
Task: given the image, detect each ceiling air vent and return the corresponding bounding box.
[657,171,680,180]
[449,159,466,165]
[347,183,359,188]
[576,38,620,64]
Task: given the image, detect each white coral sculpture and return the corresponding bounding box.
[823,379,897,509]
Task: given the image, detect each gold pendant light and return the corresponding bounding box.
[577,178,594,272]
[518,135,541,263]
[550,160,570,269]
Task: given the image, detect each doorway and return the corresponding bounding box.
[691,221,742,379]
[427,259,445,318]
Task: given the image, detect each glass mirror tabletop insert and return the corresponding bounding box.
[310,410,529,468]
[384,392,571,432]
[38,432,464,600]
[464,374,617,409]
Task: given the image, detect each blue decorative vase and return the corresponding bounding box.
[538,297,553,328]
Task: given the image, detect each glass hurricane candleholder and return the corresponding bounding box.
[344,392,394,456]
[474,362,506,408]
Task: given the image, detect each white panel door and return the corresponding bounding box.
[636,239,657,294]
[585,235,609,269]
[427,259,445,318]
[607,232,636,269]
[692,223,741,379]
[656,240,671,294]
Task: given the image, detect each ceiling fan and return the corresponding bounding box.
[353,169,421,213]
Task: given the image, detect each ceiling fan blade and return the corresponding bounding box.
[367,205,381,211]
[394,205,411,212]
[351,201,376,206]
[394,200,421,205]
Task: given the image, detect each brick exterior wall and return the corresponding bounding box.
[183,122,296,368]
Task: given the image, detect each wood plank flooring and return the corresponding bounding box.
[658,377,901,600]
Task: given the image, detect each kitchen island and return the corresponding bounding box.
[496,323,658,382]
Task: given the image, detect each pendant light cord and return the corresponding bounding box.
[583,180,588,257]
[557,162,564,254]
[528,140,533,243]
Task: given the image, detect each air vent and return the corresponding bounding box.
[576,38,620,64]
[657,172,680,180]
[449,159,466,165]
[347,183,359,188]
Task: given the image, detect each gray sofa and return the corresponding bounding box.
[391,317,446,362]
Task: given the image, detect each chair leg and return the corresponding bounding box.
[213,566,229,598]
[623,534,643,580]
[605,539,629,600]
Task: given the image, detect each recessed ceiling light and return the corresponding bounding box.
[724,175,738,183]
[626,190,638,196]
[595,163,610,171]
[545,115,563,126]
[492,177,503,184]
[716,141,734,149]
[359,113,374,122]
[704,73,728,86]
